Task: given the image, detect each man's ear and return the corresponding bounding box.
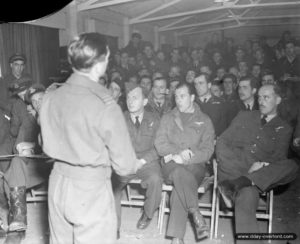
[252,88,257,95]
[276,96,282,105]
[208,83,212,89]
[143,98,148,106]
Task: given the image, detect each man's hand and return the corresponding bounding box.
[180,149,194,161]
[248,162,269,174]
[172,154,184,164]
[16,142,35,156]
[136,159,146,171]
[27,105,37,118]
[293,137,300,147]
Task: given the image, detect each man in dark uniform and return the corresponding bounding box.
[194,73,229,137]
[0,54,32,113]
[112,84,163,237]
[227,76,260,121]
[216,84,299,244]
[40,33,141,244]
[292,106,300,157]
[155,82,215,244]
[146,77,173,118]
[0,80,48,244]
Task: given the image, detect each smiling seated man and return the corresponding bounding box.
[112,83,163,238]
[217,83,299,244]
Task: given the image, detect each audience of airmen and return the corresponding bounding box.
[0,29,299,244]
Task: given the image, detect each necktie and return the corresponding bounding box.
[135,116,140,129]
[157,102,161,108]
[246,104,251,110]
[203,98,207,103]
[261,115,268,126]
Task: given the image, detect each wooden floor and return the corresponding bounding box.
[1,168,299,244]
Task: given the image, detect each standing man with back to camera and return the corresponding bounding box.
[40,32,142,244]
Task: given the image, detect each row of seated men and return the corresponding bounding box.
[110,75,300,244]
[110,31,300,89]
[0,51,300,244]
[0,53,50,244]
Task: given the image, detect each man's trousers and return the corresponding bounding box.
[219,159,299,244]
[161,161,206,239]
[48,163,116,244]
[112,161,163,230]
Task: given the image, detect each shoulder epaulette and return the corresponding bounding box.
[90,88,116,106]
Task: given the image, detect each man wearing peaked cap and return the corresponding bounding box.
[9,53,26,64]
[0,53,32,113]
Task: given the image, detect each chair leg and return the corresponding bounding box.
[159,191,167,234]
[268,190,274,243]
[126,185,132,207]
[214,192,220,239]
[210,176,217,240]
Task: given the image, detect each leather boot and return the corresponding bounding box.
[190,208,209,240]
[4,231,25,244]
[8,187,27,232]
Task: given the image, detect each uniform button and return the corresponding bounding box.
[253,144,256,147]
[256,136,260,139]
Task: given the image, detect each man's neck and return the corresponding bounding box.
[154,97,165,104]
[12,73,21,79]
[74,69,99,83]
[181,104,195,114]
[287,54,296,62]
[131,110,144,118]
[243,97,254,105]
[199,92,211,99]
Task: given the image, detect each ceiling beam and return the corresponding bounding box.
[159,16,192,30]
[160,14,300,32]
[179,23,243,36]
[180,21,300,36]
[78,0,137,11]
[129,1,300,24]
[130,0,181,23]
[159,18,235,31]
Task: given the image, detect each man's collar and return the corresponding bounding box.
[261,113,276,122]
[130,112,144,123]
[199,93,211,102]
[244,99,254,109]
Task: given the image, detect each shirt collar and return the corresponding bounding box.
[261,113,276,122]
[130,112,144,124]
[244,99,254,109]
[199,93,211,102]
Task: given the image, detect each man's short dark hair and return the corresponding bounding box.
[239,76,259,89]
[195,72,211,84]
[222,73,237,84]
[153,77,168,88]
[68,32,108,71]
[261,83,283,98]
[175,82,196,96]
[139,75,152,84]
[132,32,142,39]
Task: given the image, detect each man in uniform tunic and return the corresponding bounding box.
[217,84,299,244]
[112,84,162,238]
[40,33,141,244]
